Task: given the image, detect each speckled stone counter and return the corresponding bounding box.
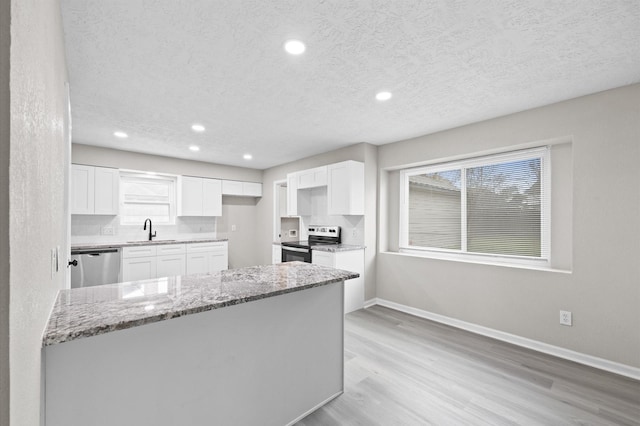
[311,244,365,252]
[70,237,228,251]
[44,261,358,347]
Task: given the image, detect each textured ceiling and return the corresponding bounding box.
[61,0,640,170]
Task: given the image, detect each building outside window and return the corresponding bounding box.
[399,147,550,266]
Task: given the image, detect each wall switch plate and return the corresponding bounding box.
[560,310,572,326]
[101,226,115,236]
[231,224,237,232]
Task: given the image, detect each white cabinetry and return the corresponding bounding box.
[186,242,228,274]
[285,160,364,217]
[178,176,222,216]
[312,249,364,313]
[222,180,262,197]
[327,161,364,215]
[272,244,282,264]
[156,244,186,278]
[71,164,119,215]
[122,246,158,282]
[122,243,224,282]
[296,166,327,189]
[286,173,298,216]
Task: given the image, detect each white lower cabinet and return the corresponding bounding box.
[123,242,227,282]
[186,242,228,274]
[312,249,364,314]
[156,254,186,278]
[122,256,157,282]
[272,244,282,264]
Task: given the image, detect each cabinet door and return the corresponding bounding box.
[297,166,327,189]
[312,251,334,268]
[203,178,222,216]
[179,176,203,216]
[122,256,157,282]
[222,180,243,195]
[208,251,228,273]
[286,173,298,216]
[71,165,94,214]
[272,245,282,264]
[94,166,119,215]
[335,250,365,314]
[156,254,186,278]
[242,182,262,197]
[186,253,209,275]
[328,161,364,215]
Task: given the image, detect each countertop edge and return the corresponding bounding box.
[43,266,359,347]
[71,238,228,251]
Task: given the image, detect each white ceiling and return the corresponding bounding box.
[61,0,640,170]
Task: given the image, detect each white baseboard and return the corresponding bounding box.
[364,298,640,381]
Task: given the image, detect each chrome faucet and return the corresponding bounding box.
[143,218,157,241]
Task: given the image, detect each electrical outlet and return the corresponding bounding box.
[101,226,115,236]
[289,229,297,237]
[560,310,572,326]
[352,229,358,238]
[231,224,237,232]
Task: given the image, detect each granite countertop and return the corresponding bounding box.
[311,244,365,253]
[71,238,228,251]
[43,262,358,347]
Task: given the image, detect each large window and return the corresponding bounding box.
[120,172,177,225]
[400,147,549,265]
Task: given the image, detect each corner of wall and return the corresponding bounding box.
[0,0,11,422]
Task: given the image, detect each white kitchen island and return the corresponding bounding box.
[42,262,358,426]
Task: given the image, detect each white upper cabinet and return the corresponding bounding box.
[327,161,364,215]
[202,178,223,216]
[296,166,327,189]
[71,164,119,215]
[178,176,222,217]
[286,173,298,216]
[222,180,262,197]
[286,160,364,216]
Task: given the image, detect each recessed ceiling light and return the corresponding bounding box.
[284,40,306,55]
[189,145,200,152]
[243,154,252,160]
[191,124,205,132]
[376,91,392,101]
[114,131,128,138]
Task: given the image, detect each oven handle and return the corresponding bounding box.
[282,246,309,253]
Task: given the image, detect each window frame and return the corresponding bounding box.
[399,147,551,267]
[119,171,178,226]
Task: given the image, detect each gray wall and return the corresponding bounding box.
[8,0,71,424]
[0,0,10,422]
[71,144,263,268]
[258,143,378,300]
[376,84,640,368]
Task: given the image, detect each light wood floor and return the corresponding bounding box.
[296,306,640,426]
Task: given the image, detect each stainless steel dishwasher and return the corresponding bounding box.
[70,248,121,288]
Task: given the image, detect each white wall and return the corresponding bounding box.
[0,0,10,422]
[71,144,264,268]
[258,143,378,300]
[377,84,640,369]
[8,1,70,424]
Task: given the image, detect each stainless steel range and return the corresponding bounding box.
[281,226,341,263]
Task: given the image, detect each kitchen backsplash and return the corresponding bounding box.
[71,215,217,244]
[279,217,300,242]
[299,215,365,246]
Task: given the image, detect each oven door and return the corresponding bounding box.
[281,246,311,263]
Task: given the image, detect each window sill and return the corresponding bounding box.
[387,250,571,274]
